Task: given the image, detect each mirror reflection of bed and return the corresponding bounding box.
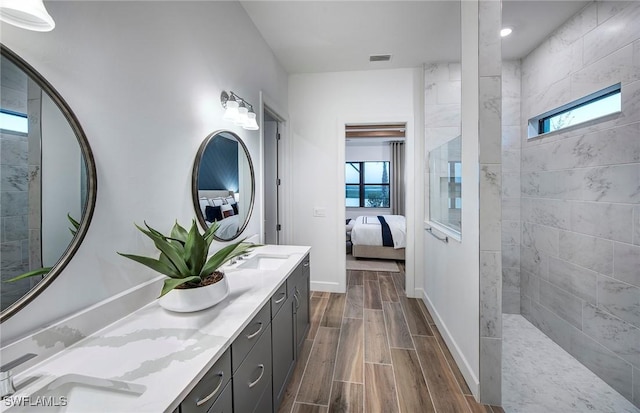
[197,190,240,239]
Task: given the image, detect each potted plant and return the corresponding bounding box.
[118,219,258,312]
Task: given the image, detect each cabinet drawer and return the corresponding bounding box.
[181,348,231,413]
[206,380,232,413]
[232,302,270,373]
[233,323,273,413]
[286,264,303,295]
[270,282,288,318]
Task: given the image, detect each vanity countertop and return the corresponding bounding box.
[1,245,310,413]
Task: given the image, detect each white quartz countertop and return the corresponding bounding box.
[2,245,310,413]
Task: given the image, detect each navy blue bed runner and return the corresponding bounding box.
[377,216,394,247]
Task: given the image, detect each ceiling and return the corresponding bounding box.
[240,0,590,74]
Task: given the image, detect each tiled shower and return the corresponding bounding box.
[502,1,640,409]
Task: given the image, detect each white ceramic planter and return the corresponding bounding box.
[158,275,229,313]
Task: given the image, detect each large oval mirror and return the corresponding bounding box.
[0,45,97,321]
[192,130,254,241]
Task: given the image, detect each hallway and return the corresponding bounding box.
[278,266,504,413]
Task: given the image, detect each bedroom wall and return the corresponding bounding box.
[345,141,393,219]
[520,2,640,406]
[0,1,288,344]
[288,68,422,293]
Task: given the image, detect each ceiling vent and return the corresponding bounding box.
[369,54,392,62]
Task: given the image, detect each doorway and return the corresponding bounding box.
[263,106,283,244]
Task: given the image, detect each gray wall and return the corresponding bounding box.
[519,2,640,407]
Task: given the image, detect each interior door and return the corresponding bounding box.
[263,109,280,244]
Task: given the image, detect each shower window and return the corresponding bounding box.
[428,136,461,234]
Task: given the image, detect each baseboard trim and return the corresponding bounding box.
[417,288,480,397]
[310,281,344,293]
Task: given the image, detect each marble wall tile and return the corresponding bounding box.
[597,1,635,25]
[502,149,520,172]
[521,270,540,303]
[0,136,28,165]
[502,61,521,100]
[481,251,502,338]
[521,198,571,230]
[559,230,614,275]
[502,172,520,199]
[521,245,549,279]
[615,79,640,128]
[480,164,502,251]
[570,201,634,243]
[502,290,520,315]
[539,279,584,329]
[0,87,28,113]
[634,206,640,246]
[572,44,637,100]
[583,1,640,66]
[527,78,572,122]
[479,76,502,164]
[502,220,520,246]
[479,337,501,405]
[614,243,640,288]
[634,366,640,408]
[522,165,640,204]
[424,62,451,82]
[598,276,640,329]
[0,191,27,217]
[521,295,531,317]
[1,241,22,268]
[583,303,640,369]
[521,123,640,173]
[1,165,28,192]
[548,257,597,305]
[502,197,520,221]
[448,63,461,81]
[522,43,577,102]
[29,229,41,269]
[436,81,461,105]
[425,127,461,152]
[524,299,572,351]
[568,325,634,401]
[3,215,28,242]
[478,0,501,77]
[522,222,559,257]
[502,244,520,269]
[502,98,521,128]
[425,103,461,128]
[549,2,597,49]
[502,125,521,150]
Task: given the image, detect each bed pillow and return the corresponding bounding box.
[210,197,225,206]
[221,203,234,218]
[205,205,223,222]
[231,203,239,215]
[224,195,236,205]
[199,198,210,214]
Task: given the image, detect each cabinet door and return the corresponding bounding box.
[294,267,310,353]
[271,293,295,410]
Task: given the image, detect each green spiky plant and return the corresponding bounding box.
[6,214,80,282]
[118,220,259,297]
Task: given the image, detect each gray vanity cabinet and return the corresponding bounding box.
[232,323,272,413]
[271,293,295,409]
[181,348,232,413]
[294,256,310,354]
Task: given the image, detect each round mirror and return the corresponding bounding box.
[0,45,97,321]
[192,130,254,241]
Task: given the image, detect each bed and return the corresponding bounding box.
[197,190,241,239]
[348,215,406,261]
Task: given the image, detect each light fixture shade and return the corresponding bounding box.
[234,103,248,126]
[0,0,55,32]
[223,98,239,122]
[244,112,259,130]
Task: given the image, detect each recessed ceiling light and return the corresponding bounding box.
[501,27,513,37]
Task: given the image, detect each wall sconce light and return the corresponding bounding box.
[0,0,55,32]
[220,91,259,131]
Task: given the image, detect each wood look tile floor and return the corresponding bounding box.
[278,264,505,413]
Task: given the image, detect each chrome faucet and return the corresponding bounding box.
[0,353,37,399]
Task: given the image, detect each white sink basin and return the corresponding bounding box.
[237,254,290,270]
[4,374,145,412]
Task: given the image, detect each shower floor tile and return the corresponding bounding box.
[502,314,639,413]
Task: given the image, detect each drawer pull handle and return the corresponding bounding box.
[303,262,309,267]
[196,372,224,406]
[248,364,265,388]
[246,322,263,339]
[274,292,286,304]
[293,291,300,310]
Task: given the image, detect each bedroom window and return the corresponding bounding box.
[345,161,390,208]
[528,83,621,138]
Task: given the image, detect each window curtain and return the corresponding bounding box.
[390,141,405,216]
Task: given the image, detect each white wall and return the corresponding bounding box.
[422,1,480,395]
[0,1,288,344]
[289,68,421,293]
